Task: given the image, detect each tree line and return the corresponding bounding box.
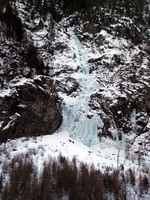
[0,153,149,200]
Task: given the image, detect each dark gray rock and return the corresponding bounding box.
[90,85,150,138]
[0,76,62,143]
[55,77,79,95]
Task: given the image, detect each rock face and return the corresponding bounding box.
[89,43,150,138]
[0,76,62,143]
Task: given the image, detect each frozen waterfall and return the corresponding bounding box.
[60,28,102,147]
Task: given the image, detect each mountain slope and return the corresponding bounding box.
[0,0,150,191]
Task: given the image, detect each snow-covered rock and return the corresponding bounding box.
[0,76,62,142]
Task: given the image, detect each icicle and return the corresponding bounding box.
[131,108,136,133]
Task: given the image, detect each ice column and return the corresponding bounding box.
[61,28,101,147]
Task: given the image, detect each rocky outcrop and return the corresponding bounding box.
[90,80,150,138]
[55,77,79,95]
[0,76,62,143]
